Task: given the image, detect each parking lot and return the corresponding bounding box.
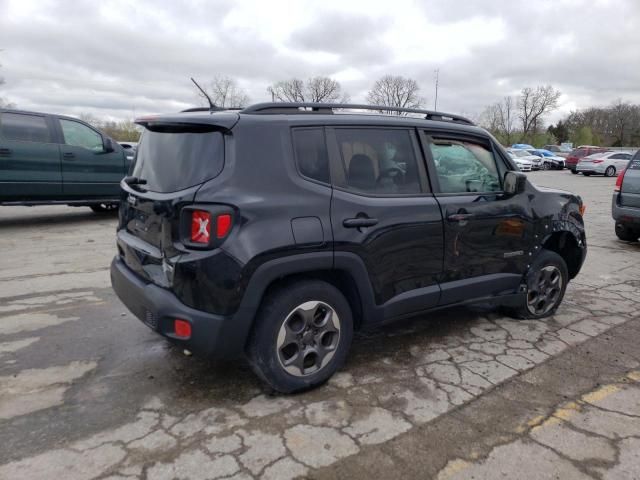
[1,170,639,479]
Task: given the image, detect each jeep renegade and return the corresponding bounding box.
[111,102,587,393]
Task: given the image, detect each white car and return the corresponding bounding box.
[576,151,634,177]
[508,152,533,172]
[507,148,541,170]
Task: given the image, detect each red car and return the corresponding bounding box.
[567,146,609,173]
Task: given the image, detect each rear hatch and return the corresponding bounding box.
[620,156,640,209]
[117,120,229,286]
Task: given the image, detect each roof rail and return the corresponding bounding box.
[181,106,227,113]
[240,102,475,125]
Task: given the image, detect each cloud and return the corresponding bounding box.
[0,0,638,124]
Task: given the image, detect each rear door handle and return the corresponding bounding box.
[343,217,379,228]
[63,152,76,160]
[0,148,11,156]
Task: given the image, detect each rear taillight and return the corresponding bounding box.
[182,206,234,248]
[615,169,626,192]
[216,213,232,238]
[191,210,212,244]
[592,160,604,164]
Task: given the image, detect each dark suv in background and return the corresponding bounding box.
[612,150,640,241]
[0,108,129,212]
[111,102,587,393]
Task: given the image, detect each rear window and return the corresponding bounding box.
[132,126,224,193]
[0,112,51,143]
[629,151,640,170]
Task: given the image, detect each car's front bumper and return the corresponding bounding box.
[110,256,244,359]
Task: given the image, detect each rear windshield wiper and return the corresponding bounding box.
[123,176,148,192]
[124,176,147,186]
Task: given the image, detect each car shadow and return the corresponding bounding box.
[167,304,492,400]
[0,208,117,229]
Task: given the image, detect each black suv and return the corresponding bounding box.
[111,103,587,393]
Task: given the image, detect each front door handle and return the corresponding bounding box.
[447,213,475,222]
[0,148,11,156]
[343,217,379,228]
[63,152,76,160]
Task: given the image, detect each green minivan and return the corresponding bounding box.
[0,109,131,212]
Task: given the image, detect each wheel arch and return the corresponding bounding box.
[541,230,585,279]
[236,252,377,352]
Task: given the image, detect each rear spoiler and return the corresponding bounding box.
[135,111,239,132]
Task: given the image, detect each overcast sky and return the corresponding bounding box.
[1,0,639,123]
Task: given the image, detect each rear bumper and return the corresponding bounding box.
[612,194,640,225]
[110,256,245,359]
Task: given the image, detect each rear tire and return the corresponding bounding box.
[605,166,616,177]
[247,279,353,393]
[507,250,569,320]
[615,222,639,242]
[90,203,118,213]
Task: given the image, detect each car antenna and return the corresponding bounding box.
[190,77,217,111]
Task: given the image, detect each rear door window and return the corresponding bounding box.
[332,128,426,195]
[132,126,224,193]
[0,112,51,143]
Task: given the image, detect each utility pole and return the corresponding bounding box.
[434,69,439,111]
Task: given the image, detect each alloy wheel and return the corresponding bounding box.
[605,166,616,177]
[276,301,341,377]
[526,265,563,316]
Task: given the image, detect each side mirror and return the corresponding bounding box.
[504,171,527,195]
[103,137,115,153]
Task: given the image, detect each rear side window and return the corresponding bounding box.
[430,139,501,193]
[333,128,423,195]
[628,150,640,169]
[0,113,51,143]
[132,126,224,193]
[60,119,104,151]
[292,128,330,184]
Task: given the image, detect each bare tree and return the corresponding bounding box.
[518,85,561,139]
[366,75,425,114]
[267,76,347,103]
[267,78,305,102]
[196,76,250,108]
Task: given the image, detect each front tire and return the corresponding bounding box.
[508,250,569,320]
[615,222,639,242]
[542,162,551,170]
[247,280,353,393]
[605,166,616,177]
[571,168,578,175]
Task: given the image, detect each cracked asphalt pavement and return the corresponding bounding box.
[1,171,639,480]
